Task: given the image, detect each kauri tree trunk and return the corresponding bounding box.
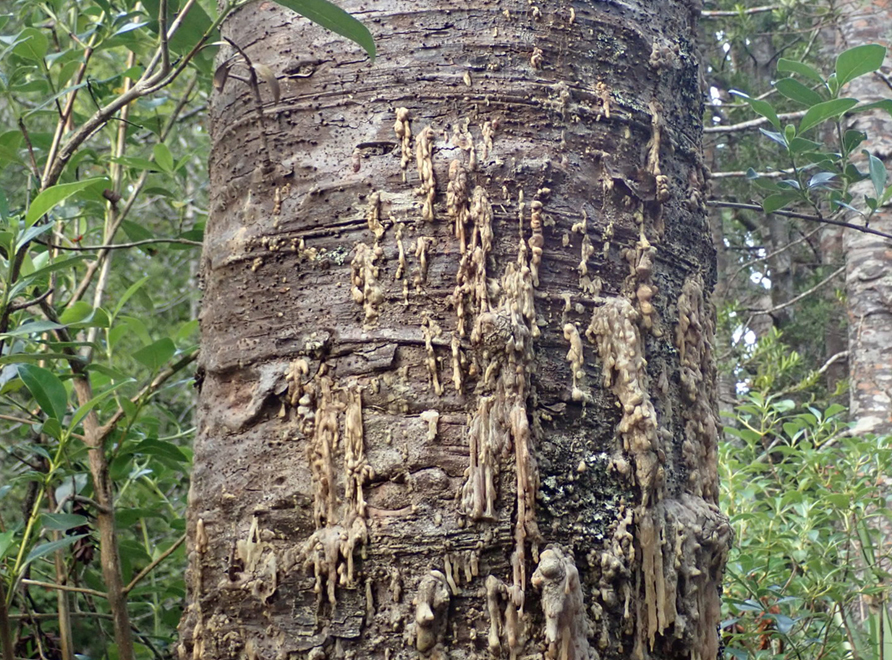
[179,2,731,659]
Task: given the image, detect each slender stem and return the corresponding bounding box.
[0,582,14,660]
[123,534,186,595]
[19,579,107,599]
[707,200,892,241]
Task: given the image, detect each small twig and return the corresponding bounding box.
[41,238,202,252]
[17,118,41,182]
[710,168,793,180]
[8,289,54,313]
[815,350,849,378]
[123,534,186,594]
[701,4,780,17]
[745,265,845,316]
[95,351,198,447]
[707,201,892,241]
[20,579,107,600]
[705,109,807,134]
[728,226,823,285]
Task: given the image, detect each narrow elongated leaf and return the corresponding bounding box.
[18,364,68,421]
[774,77,824,107]
[808,172,837,189]
[3,320,64,337]
[132,338,176,370]
[0,530,16,561]
[24,177,107,227]
[759,128,787,148]
[864,150,888,198]
[836,44,886,87]
[762,191,800,213]
[777,58,824,84]
[731,91,780,129]
[132,438,189,462]
[798,98,858,134]
[113,276,151,318]
[13,28,48,61]
[69,380,133,430]
[154,143,174,173]
[850,98,892,117]
[41,513,89,531]
[24,534,87,565]
[270,0,375,61]
[15,222,54,251]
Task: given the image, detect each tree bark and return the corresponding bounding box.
[837,0,892,437]
[179,2,731,659]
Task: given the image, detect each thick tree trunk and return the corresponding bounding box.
[838,0,892,437]
[179,2,731,659]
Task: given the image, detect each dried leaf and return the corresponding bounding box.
[213,61,231,92]
[254,63,280,104]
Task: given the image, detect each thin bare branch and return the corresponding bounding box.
[707,201,892,242]
[123,534,186,594]
[745,265,845,315]
[710,168,793,180]
[705,109,807,134]
[21,579,107,599]
[701,4,780,17]
[43,238,202,252]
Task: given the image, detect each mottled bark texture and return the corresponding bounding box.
[838,0,892,437]
[179,2,731,659]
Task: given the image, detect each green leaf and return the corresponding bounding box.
[775,77,824,107]
[132,338,176,371]
[787,137,822,154]
[59,301,95,326]
[808,172,836,189]
[41,513,88,531]
[732,91,779,129]
[0,530,17,561]
[850,98,892,118]
[777,58,825,84]
[140,0,217,71]
[113,276,151,318]
[24,533,87,565]
[153,143,174,173]
[844,130,867,153]
[269,0,375,61]
[41,417,62,440]
[13,28,48,62]
[836,44,886,87]
[70,380,133,430]
[762,191,800,213]
[132,438,189,462]
[24,177,107,228]
[18,364,68,421]
[759,128,787,148]
[798,98,858,134]
[863,150,887,198]
[3,319,64,337]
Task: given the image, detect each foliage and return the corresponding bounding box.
[738,43,891,221]
[721,394,892,660]
[0,0,372,657]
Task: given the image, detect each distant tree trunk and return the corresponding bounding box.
[179,2,731,659]
[837,0,892,436]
